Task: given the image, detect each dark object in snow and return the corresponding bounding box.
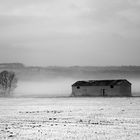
[72,79,131,97]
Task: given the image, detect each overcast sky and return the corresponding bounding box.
[0,0,140,66]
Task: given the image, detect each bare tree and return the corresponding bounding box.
[0,71,17,96]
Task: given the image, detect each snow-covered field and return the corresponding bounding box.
[0,97,140,140]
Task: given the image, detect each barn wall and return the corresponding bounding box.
[120,83,131,96]
[72,86,121,96]
[72,86,100,96]
[72,84,131,97]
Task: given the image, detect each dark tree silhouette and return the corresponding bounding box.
[0,71,17,96]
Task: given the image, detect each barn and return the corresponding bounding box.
[72,79,132,97]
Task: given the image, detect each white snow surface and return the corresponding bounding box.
[0,97,140,140]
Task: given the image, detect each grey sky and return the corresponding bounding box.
[0,0,140,66]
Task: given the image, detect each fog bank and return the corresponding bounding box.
[14,79,76,97]
[131,79,140,96]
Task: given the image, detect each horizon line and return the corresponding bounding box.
[0,62,140,67]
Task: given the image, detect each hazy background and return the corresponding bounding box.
[0,0,140,97]
[0,64,140,97]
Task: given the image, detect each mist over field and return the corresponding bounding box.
[0,63,140,97]
[130,79,140,96]
[14,79,76,97]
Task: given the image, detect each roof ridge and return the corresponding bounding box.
[72,79,131,86]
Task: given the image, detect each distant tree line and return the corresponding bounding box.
[0,70,17,96]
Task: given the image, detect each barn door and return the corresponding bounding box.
[101,89,106,96]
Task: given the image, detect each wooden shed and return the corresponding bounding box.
[72,79,132,97]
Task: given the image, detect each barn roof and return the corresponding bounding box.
[72,79,131,86]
